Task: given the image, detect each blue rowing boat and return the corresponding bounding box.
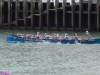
[6,33,100,44]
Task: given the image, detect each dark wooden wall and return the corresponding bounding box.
[0,0,100,31]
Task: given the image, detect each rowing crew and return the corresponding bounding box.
[16,31,91,41]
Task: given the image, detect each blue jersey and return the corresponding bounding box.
[86,34,90,39]
[65,36,68,40]
[74,37,78,41]
[86,32,90,39]
[45,36,50,40]
[26,36,31,39]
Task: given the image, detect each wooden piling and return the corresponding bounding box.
[97,0,100,31]
[88,0,91,31]
[0,0,3,28]
[8,0,11,29]
[31,0,34,29]
[55,0,59,31]
[79,0,82,31]
[71,0,75,31]
[38,0,42,30]
[23,0,27,29]
[15,0,18,29]
[47,0,50,31]
[63,0,66,31]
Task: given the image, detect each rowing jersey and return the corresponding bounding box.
[85,32,90,39]
[74,36,78,42]
[64,35,69,40]
[35,35,40,40]
[44,35,50,40]
[17,33,20,37]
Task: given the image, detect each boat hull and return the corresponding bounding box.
[6,34,100,44]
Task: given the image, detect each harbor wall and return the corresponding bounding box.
[0,0,100,31]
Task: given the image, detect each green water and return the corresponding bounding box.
[0,30,100,75]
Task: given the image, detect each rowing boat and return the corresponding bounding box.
[6,33,100,44]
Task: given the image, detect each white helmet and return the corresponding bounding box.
[45,33,47,35]
[37,32,39,34]
[86,31,88,33]
[65,33,68,36]
[57,34,59,36]
[54,34,56,36]
[75,33,77,36]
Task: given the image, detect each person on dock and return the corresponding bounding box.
[64,33,72,40]
[85,31,91,40]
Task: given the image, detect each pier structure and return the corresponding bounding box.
[0,0,99,31]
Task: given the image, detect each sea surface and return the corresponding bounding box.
[0,29,100,75]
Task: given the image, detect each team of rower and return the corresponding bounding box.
[16,31,91,41]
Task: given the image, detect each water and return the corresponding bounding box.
[0,30,100,75]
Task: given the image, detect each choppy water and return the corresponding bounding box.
[0,30,100,75]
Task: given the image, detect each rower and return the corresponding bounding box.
[17,32,24,38]
[44,33,51,41]
[85,31,90,40]
[53,34,58,40]
[74,33,82,42]
[56,34,62,40]
[26,33,31,39]
[64,33,69,40]
[35,32,41,40]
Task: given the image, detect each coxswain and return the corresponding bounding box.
[85,31,90,40]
